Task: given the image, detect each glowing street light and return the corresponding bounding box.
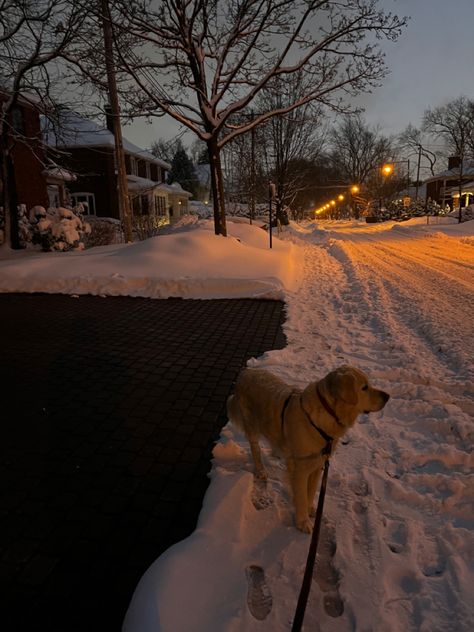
[338,194,345,201]
[351,185,360,194]
[382,164,394,176]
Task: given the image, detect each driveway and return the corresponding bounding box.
[0,294,286,631]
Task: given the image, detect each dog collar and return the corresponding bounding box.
[280,392,293,430]
[300,395,334,444]
[316,384,343,427]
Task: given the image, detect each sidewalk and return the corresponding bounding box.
[0,293,286,631]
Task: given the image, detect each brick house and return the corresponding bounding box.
[424,156,474,209]
[0,92,49,211]
[44,110,191,222]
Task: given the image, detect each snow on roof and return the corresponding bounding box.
[127,175,161,192]
[43,110,171,170]
[42,164,77,182]
[126,175,192,197]
[424,159,474,183]
[157,182,193,198]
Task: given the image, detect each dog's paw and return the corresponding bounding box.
[296,517,313,533]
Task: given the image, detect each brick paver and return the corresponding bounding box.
[0,294,286,631]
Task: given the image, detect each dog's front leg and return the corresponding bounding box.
[307,465,322,517]
[288,460,312,533]
[249,437,267,480]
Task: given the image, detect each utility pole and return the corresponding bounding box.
[415,145,421,201]
[250,121,255,225]
[458,154,464,224]
[100,0,133,242]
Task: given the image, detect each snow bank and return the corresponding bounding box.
[0,219,297,299]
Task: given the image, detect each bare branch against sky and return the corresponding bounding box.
[105,0,406,234]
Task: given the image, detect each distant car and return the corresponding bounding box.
[394,214,411,222]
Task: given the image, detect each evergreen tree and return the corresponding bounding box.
[168,140,199,197]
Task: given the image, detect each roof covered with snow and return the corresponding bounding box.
[424,159,474,184]
[43,110,171,170]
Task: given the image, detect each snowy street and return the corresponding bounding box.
[268,220,474,630]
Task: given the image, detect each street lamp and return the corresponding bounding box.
[350,185,360,218]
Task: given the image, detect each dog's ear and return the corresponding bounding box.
[323,369,358,405]
[338,372,358,405]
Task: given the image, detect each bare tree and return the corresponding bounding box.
[256,74,326,223]
[398,123,437,177]
[329,114,394,185]
[423,96,474,222]
[107,0,406,235]
[0,0,85,247]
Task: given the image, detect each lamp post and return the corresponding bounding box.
[350,185,360,218]
[382,160,411,216]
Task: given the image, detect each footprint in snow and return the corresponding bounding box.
[384,518,408,554]
[251,477,274,511]
[313,520,344,618]
[245,565,273,621]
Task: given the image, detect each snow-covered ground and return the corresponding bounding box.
[1,216,472,631]
[0,218,296,299]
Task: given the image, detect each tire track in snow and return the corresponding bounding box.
[280,225,474,632]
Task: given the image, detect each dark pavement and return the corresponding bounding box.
[0,294,286,631]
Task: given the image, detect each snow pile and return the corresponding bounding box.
[0,219,297,299]
[124,218,474,632]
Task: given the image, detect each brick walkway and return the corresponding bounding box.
[0,294,286,631]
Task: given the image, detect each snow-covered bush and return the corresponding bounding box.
[448,204,474,222]
[30,205,91,251]
[82,215,123,247]
[132,214,169,240]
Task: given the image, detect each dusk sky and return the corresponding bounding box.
[125,0,474,152]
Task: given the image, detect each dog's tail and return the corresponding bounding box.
[227,393,245,431]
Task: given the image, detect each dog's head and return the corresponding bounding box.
[318,365,389,423]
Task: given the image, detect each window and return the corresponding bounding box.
[130,157,138,176]
[145,162,151,180]
[154,195,167,216]
[70,192,96,215]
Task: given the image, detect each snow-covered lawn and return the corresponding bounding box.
[0,218,296,299]
[1,216,473,631]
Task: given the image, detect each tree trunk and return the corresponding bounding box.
[207,137,227,236]
[0,144,18,249]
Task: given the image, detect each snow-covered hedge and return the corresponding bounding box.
[83,215,123,247]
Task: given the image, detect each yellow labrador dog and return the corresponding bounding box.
[227,365,389,532]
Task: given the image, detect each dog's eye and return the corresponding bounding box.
[362,385,368,391]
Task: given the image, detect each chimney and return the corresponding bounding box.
[448,156,461,170]
[104,104,114,133]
